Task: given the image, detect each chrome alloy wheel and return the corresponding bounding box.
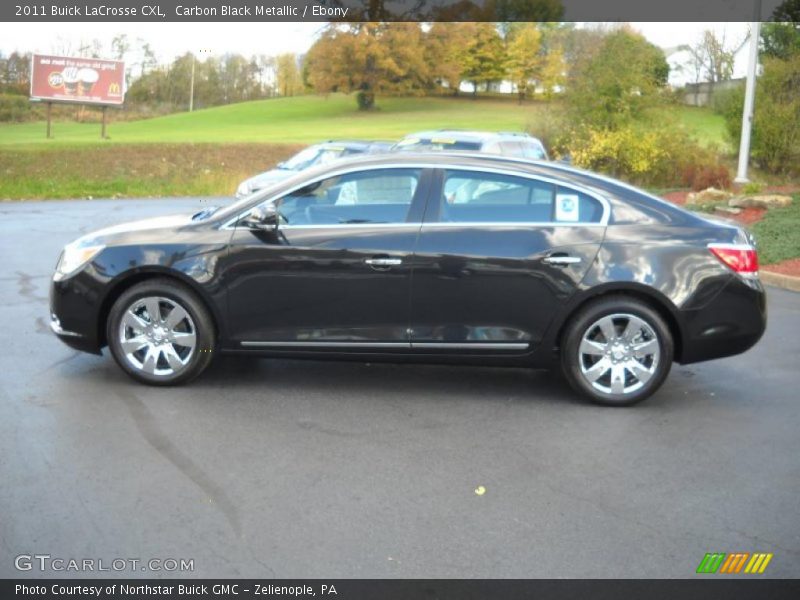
[578,313,660,396]
[118,296,197,377]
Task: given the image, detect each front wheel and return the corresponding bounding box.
[107,279,216,385]
[561,296,673,406]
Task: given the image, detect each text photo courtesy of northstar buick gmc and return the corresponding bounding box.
[50,153,766,406]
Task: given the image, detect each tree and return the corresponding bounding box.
[539,46,566,100]
[761,22,800,60]
[686,29,741,83]
[568,28,669,128]
[305,23,430,110]
[111,34,131,61]
[506,24,542,101]
[276,53,302,97]
[463,23,507,96]
[426,22,475,95]
[0,51,31,94]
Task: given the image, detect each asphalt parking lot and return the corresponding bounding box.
[1,198,799,579]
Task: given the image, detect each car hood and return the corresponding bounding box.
[73,213,197,247]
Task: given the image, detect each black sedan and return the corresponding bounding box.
[50,153,766,405]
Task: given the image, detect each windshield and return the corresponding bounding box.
[281,145,347,171]
[394,138,482,152]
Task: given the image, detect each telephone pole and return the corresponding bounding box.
[735,2,762,183]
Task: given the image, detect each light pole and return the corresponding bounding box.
[735,2,762,183]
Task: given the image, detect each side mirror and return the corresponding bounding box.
[557,155,572,166]
[242,204,279,232]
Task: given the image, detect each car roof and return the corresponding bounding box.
[291,151,603,191]
[400,130,541,144]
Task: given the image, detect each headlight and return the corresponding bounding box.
[236,181,251,197]
[54,243,105,281]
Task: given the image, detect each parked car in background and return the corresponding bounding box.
[393,130,549,160]
[50,152,765,406]
[235,140,392,198]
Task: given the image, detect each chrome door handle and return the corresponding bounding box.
[365,257,403,266]
[542,255,582,265]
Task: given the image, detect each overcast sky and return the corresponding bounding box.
[0,21,752,84]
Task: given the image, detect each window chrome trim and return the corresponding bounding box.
[275,221,605,231]
[240,340,529,350]
[222,162,611,229]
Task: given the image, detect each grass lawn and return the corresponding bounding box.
[752,194,800,265]
[0,94,728,147]
[0,94,728,199]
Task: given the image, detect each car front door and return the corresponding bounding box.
[224,167,432,349]
[409,168,607,352]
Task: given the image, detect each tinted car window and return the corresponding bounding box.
[498,142,525,157]
[276,168,421,226]
[521,141,547,160]
[437,170,603,224]
[396,138,482,152]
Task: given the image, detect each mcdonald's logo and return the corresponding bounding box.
[108,82,121,94]
[696,552,773,574]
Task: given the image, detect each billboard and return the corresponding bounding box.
[30,54,125,106]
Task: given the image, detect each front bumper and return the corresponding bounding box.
[49,274,104,355]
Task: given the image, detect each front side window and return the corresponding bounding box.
[272,168,421,226]
[437,170,604,224]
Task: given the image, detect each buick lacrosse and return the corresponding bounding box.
[50,153,766,405]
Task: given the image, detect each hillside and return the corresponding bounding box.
[0,94,726,147]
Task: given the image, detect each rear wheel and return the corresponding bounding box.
[560,296,673,406]
[107,279,215,385]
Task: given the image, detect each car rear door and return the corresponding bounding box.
[408,167,607,352]
[224,166,432,349]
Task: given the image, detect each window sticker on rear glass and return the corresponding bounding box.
[555,193,580,222]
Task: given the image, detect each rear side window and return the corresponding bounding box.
[498,141,525,157]
[436,170,604,224]
[521,141,547,160]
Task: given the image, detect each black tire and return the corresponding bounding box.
[106,278,216,385]
[560,295,673,406]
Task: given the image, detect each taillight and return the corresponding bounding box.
[708,243,759,274]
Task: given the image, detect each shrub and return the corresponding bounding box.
[0,93,32,122]
[742,181,763,195]
[720,55,800,174]
[563,123,730,188]
[680,161,732,191]
[356,90,376,111]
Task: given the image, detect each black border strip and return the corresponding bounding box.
[1,0,791,23]
[5,579,800,600]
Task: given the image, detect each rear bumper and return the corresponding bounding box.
[678,274,766,364]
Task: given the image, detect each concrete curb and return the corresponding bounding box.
[761,270,800,293]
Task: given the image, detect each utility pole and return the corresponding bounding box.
[735,2,762,183]
[189,54,195,112]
